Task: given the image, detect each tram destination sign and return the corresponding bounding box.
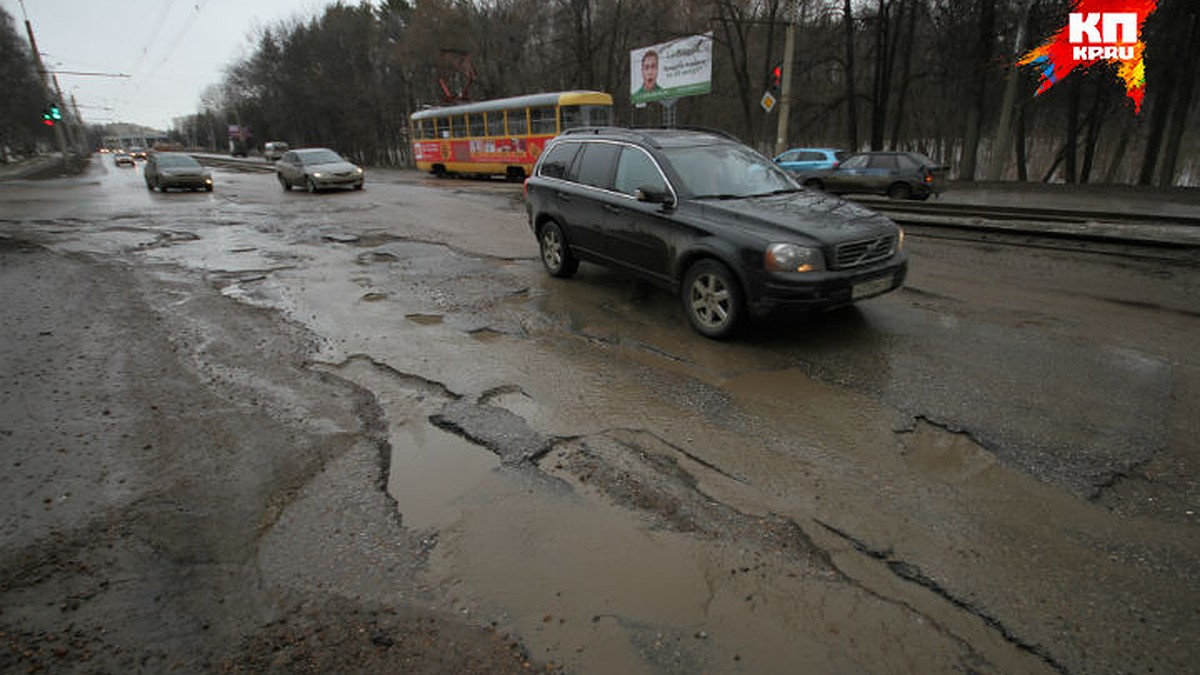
[630,33,713,105]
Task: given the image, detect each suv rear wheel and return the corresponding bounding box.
[682,259,743,339]
[539,221,578,278]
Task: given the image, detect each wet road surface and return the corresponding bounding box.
[1,156,1197,673]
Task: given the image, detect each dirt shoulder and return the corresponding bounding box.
[0,237,541,674]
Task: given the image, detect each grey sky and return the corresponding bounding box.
[3,0,333,130]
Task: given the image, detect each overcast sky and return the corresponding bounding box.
[3,0,335,130]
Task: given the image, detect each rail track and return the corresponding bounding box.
[190,153,1199,263]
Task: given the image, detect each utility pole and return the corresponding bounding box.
[23,18,68,157]
[774,21,796,156]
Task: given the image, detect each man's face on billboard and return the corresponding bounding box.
[641,52,659,89]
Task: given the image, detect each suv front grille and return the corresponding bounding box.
[833,234,897,269]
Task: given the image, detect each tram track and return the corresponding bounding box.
[188,153,1199,263]
[851,197,1200,265]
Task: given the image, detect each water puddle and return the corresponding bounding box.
[405,313,444,326]
[387,423,499,530]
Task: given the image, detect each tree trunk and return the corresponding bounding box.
[889,0,917,148]
[1015,103,1028,181]
[959,0,995,182]
[1064,77,1080,184]
[843,0,859,150]
[869,0,892,150]
[1156,5,1200,188]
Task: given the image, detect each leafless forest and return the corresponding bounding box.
[5,1,1199,186]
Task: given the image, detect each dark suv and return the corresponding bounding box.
[524,128,907,339]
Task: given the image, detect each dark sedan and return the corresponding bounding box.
[143,153,213,192]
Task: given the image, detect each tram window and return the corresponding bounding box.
[508,109,528,136]
[450,115,466,138]
[561,104,611,129]
[469,113,486,137]
[486,112,504,137]
[438,117,452,139]
[561,106,582,130]
[531,107,557,135]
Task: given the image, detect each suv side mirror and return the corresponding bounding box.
[636,186,674,208]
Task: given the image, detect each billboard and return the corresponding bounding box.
[630,33,713,105]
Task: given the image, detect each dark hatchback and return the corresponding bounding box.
[524,127,907,338]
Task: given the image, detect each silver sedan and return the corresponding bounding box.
[275,148,365,192]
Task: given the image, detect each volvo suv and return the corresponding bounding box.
[524,127,907,339]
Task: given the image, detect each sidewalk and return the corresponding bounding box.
[0,153,91,181]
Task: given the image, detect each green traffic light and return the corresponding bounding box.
[49,105,62,121]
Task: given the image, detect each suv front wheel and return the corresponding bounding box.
[682,259,743,339]
[539,221,578,278]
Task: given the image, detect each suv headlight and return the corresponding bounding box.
[765,243,825,273]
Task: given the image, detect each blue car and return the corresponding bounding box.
[773,147,849,188]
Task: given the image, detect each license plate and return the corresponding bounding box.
[852,276,893,299]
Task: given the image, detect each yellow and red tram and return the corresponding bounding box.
[410,90,613,180]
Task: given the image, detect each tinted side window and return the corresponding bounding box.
[896,154,920,170]
[840,155,868,169]
[614,147,666,197]
[868,154,899,170]
[799,151,823,162]
[574,143,620,190]
[538,142,580,180]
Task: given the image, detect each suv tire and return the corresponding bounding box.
[682,259,743,339]
[538,221,578,278]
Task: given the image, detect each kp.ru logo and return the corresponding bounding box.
[1019,0,1159,112]
[1069,12,1137,60]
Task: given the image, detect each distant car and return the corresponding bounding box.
[113,152,135,167]
[276,148,364,192]
[774,147,848,188]
[822,151,948,200]
[128,147,148,160]
[143,152,213,192]
[524,127,907,339]
[263,141,289,162]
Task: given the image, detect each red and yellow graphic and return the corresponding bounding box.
[1019,0,1159,112]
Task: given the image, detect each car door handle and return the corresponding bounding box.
[603,204,621,214]
[555,192,571,202]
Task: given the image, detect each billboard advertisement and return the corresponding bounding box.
[630,32,713,105]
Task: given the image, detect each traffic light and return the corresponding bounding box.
[41,103,62,127]
[770,63,782,93]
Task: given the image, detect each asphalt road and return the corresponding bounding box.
[1,155,1197,674]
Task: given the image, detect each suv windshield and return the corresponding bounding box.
[662,144,797,198]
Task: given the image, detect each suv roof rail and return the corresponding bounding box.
[560,125,743,148]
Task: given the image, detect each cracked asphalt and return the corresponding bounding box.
[1,156,1197,674]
